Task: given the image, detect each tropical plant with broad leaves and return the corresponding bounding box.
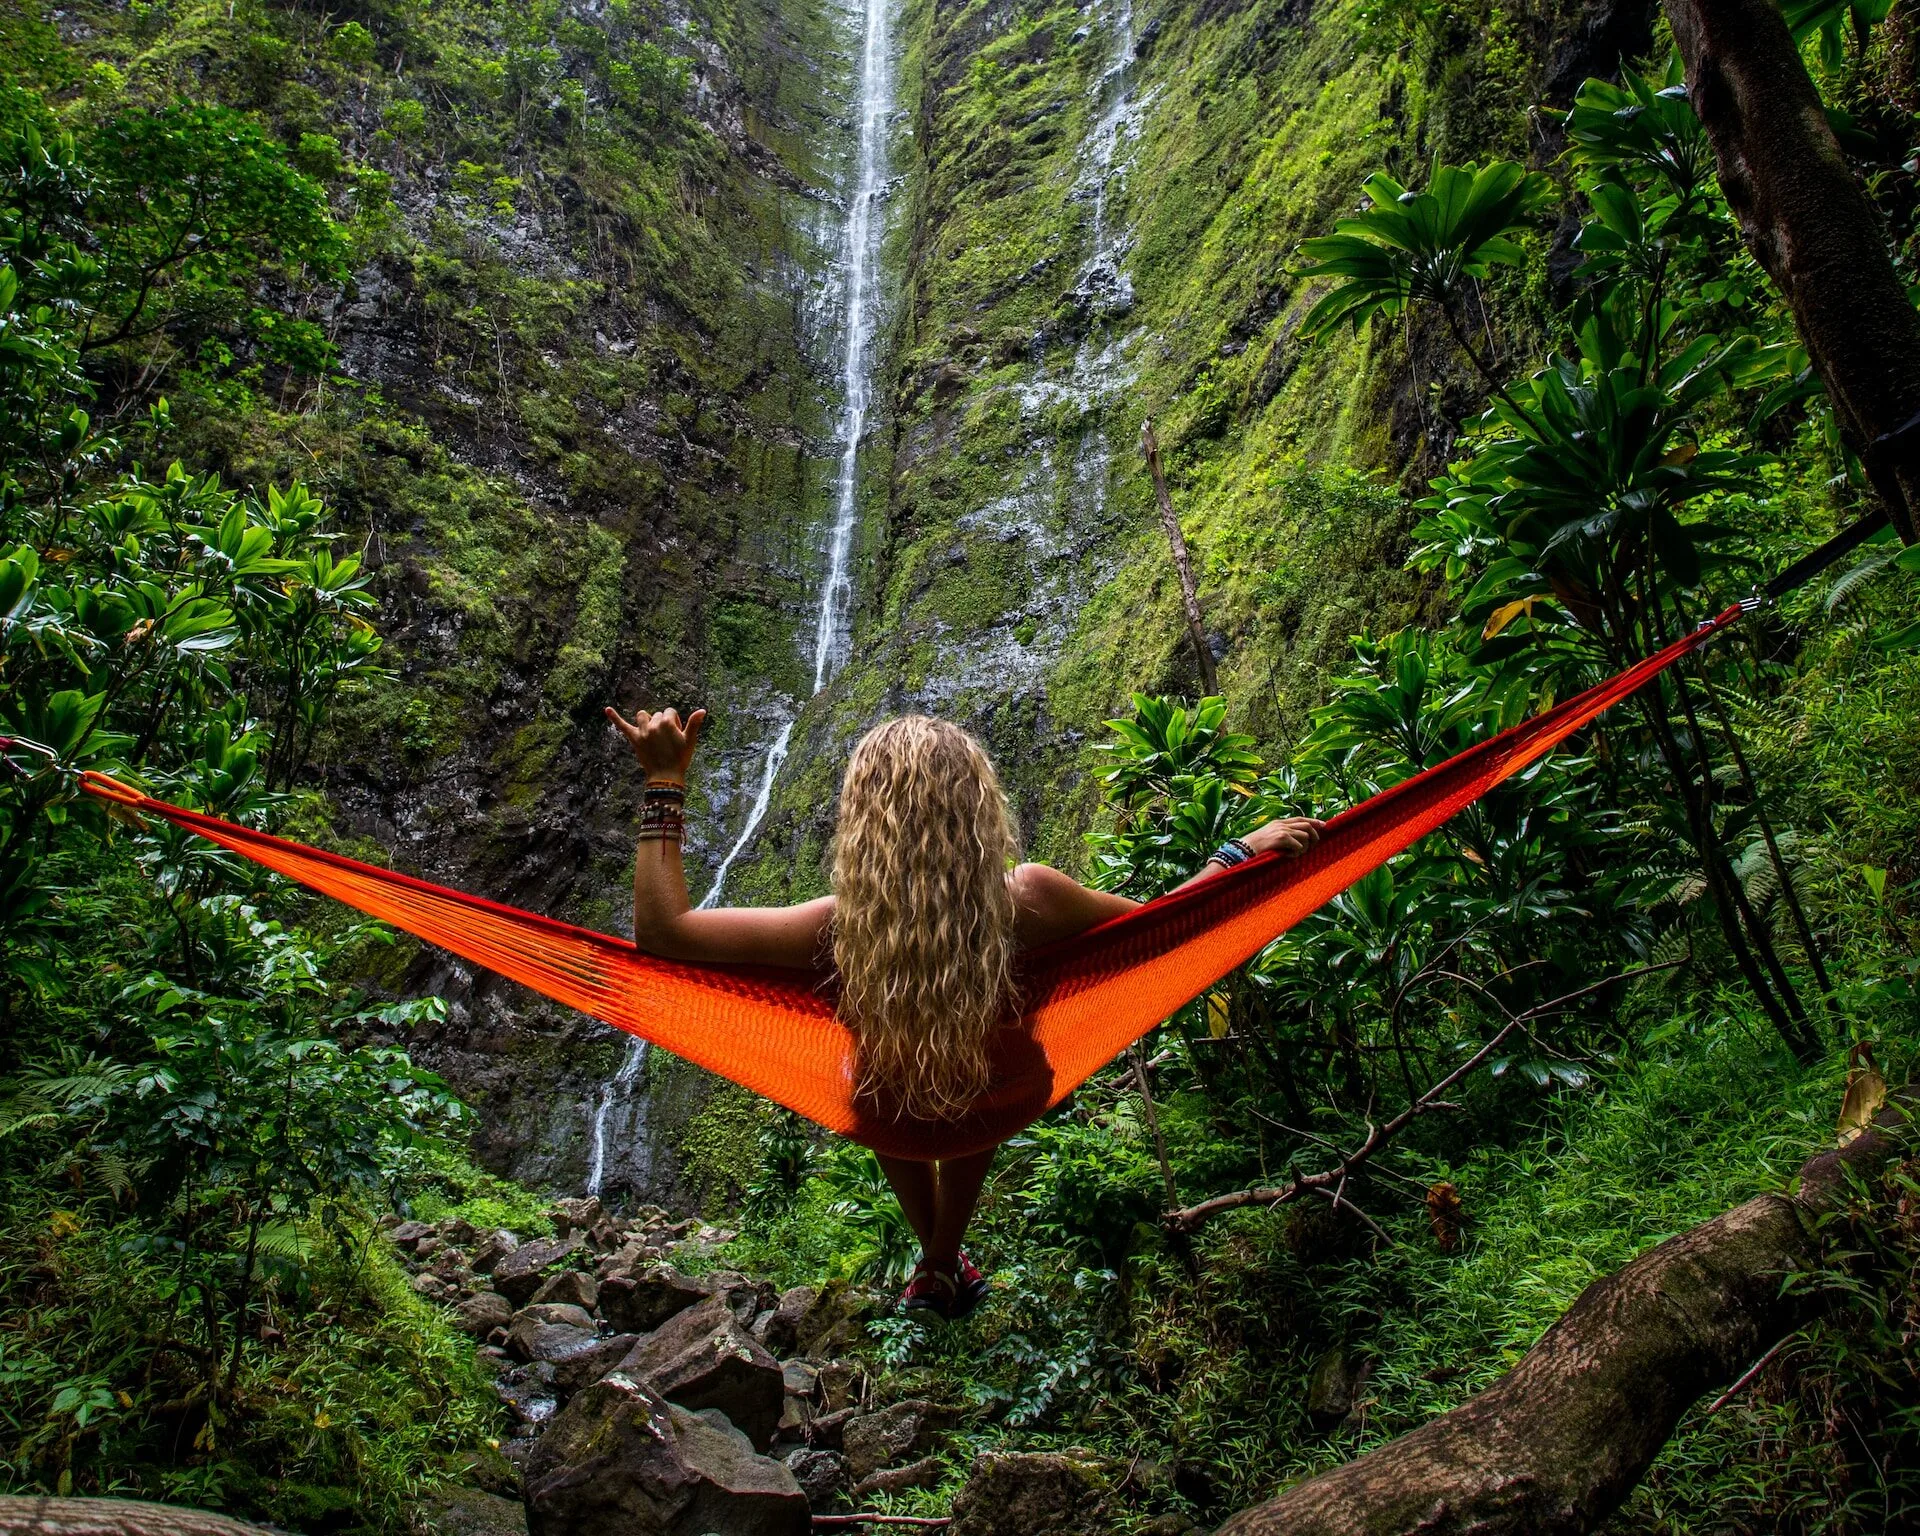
[1296,161,1552,390]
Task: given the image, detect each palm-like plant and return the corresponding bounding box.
[1563,60,1713,209]
[1296,161,1552,397]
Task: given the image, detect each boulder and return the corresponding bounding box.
[513,1302,596,1330]
[841,1400,950,1479]
[616,1299,785,1451]
[813,1360,866,1412]
[948,1452,1105,1536]
[492,1236,584,1304]
[853,1455,943,1498]
[692,1407,755,1452]
[470,1229,520,1275]
[598,1265,707,1334]
[414,1234,442,1260]
[406,1486,527,1536]
[551,1333,641,1399]
[780,1360,819,1399]
[796,1286,873,1359]
[596,1242,654,1279]
[752,1286,817,1356]
[702,1270,776,1324]
[389,1219,435,1250]
[783,1447,846,1509]
[505,1318,600,1365]
[529,1271,599,1312]
[548,1195,604,1237]
[524,1373,809,1536]
[1305,1345,1370,1428]
[454,1292,515,1339]
[804,1405,859,1451]
[774,1394,810,1445]
[439,1216,481,1247]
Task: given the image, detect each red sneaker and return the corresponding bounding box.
[947,1252,990,1321]
[900,1265,956,1317]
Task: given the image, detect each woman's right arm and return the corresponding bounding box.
[606,703,832,969]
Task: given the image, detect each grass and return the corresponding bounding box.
[0,1180,512,1530]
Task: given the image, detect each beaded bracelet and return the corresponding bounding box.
[637,783,686,842]
[1205,837,1256,870]
[636,803,685,842]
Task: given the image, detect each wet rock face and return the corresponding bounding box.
[523,1374,810,1536]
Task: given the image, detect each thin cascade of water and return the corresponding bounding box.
[583,0,895,1198]
[813,0,895,690]
[584,719,795,1197]
[1014,0,1152,465]
[585,1035,647,1196]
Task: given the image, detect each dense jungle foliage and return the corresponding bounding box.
[0,0,1918,1529]
[731,25,1920,1536]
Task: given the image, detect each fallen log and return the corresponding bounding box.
[1216,1091,1913,1536]
[0,1498,271,1535]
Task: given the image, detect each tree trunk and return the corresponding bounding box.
[1140,418,1220,693]
[1662,0,1920,541]
[1214,1093,1913,1536]
[0,1498,271,1535]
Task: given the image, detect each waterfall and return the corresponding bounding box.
[813,0,895,690]
[583,720,794,1198]
[585,1035,647,1197]
[584,0,895,1199]
[1019,0,1150,444]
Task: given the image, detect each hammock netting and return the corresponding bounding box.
[73,606,1740,1160]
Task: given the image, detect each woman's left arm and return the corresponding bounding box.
[606,703,833,969]
[1012,815,1326,948]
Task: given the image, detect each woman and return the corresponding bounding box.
[605,703,1323,1320]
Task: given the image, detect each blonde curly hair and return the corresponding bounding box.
[832,716,1019,1122]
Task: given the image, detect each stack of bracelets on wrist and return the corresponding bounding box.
[638,779,686,842]
[1205,836,1256,871]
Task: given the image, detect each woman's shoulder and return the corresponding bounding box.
[1009,861,1066,893]
[1009,863,1138,948]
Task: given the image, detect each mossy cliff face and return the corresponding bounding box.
[26,0,874,1200]
[26,0,1657,1202]
[719,0,1658,897]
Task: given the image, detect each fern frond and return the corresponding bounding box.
[1826,544,1900,613]
[1668,873,1709,905]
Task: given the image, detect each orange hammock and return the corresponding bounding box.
[71,606,1740,1160]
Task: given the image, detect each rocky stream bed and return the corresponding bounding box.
[383,1198,1144,1536]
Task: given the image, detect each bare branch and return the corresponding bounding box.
[1163,1018,1523,1233]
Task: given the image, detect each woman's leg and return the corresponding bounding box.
[874,1153,939,1254]
[925,1146,996,1270]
